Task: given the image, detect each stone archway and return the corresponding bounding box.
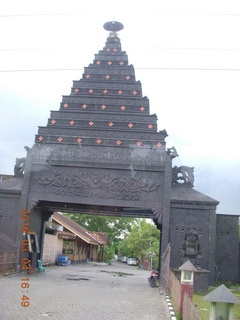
[1,21,172,271]
[0,22,225,289]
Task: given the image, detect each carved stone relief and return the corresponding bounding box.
[35,171,161,201]
[13,146,31,177]
[84,67,134,76]
[32,145,166,166]
[172,166,194,186]
[38,128,163,141]
[180,229,202,269]
[50,112,156,123]
[72,81,141,91]
[93,54,128,62]
[61,96,149,107]
[167,146,178,159]
[14,157,26,177]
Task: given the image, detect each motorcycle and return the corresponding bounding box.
[148,268,159,287]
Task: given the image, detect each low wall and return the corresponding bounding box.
[42,234,63,265]
[168,270,200,320]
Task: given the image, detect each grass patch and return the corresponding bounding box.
[193,293,209,320]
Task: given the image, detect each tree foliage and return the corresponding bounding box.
[117,219,160,267]
[63,213,137,245]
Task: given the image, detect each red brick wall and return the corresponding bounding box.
[42,234,63,265]
[179,283,194,315]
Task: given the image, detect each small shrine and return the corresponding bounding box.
[204,284,240,320]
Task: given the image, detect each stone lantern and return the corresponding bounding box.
[179,260,197,318]
[204,284,240,320]
[179,260,197,284]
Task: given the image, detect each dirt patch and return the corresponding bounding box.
[99,270,134,277]
[66,277,90,281]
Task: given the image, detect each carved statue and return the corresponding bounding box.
[24,146,31,153]
[167,146,178,159]
[14,157,26,177]
[181,229,202,269]
[172,165,194,186]
[13,146,30,177]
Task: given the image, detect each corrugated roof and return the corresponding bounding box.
[52,212,99,245]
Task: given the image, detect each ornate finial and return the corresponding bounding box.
[103,21,124,37]
[172,165,194,187]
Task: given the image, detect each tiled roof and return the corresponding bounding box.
[90,232,109,245]
[52,212,99,245]
[57,231,76,240]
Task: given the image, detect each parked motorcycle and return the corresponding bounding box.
[148,268,159,287]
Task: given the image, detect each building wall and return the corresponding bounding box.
[0,192,22,241]
[215,214,239,284]
[67,244,98,263]
[18,207,50,269]
[0,191,22,272]
[42,234,63,265]
[169,201,217,285]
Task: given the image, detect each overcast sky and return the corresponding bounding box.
[0,0,240,214]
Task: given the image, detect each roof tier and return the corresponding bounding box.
[35,23,167,150]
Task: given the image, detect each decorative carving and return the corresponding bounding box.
[0,232,19,248]
[84,67,134,76]
[14,157,26,177]
[38,127,164,141]
[167,146,178,159]
[35,171,161,201]
[72,81,141,91]
[51,146,75,159]
[13,146,31,177]
[152,208,163,224]
[0,232,19,271]
[50,111,157,123]
[61,96,149,107]
[181,229,202,269]
[24,146,31,153]
[31,144,53,159]
[27,199,40,211]
[172,166,194,187]
[44,145,166,166]
[93,54,128,62]
[32,145,166,166]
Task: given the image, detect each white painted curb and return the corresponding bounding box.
[165,295,177,320]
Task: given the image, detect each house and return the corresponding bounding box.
[43,212,108,265]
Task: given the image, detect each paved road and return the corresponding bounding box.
[0,261,172,320]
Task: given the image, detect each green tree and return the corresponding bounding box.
[63,213,136,245]
[100,246,115,264]
[118,219,160,268]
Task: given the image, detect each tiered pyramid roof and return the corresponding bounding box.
[35,21,167,150]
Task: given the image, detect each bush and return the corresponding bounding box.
[103,246,115,264]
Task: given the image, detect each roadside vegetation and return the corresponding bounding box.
[63,214,160,266]
[117,219,160,267]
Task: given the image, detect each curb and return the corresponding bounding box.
[165,295,177,320]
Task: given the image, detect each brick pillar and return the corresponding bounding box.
[179,283,194,318]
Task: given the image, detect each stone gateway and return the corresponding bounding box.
[0,21,239,288]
